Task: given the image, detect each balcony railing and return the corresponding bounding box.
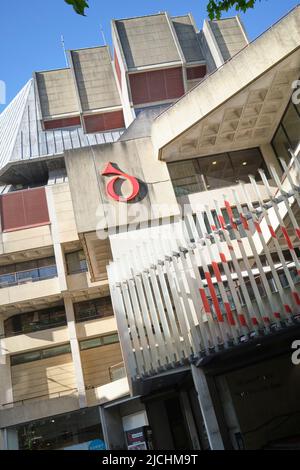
[0,265,58,289]
[0,388,79,409]
[108,149,300,383]
[109,362,126,382]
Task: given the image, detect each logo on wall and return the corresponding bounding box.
[102,162,146,203]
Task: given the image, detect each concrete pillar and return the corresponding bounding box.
[99,405,126,450]
[180,391,201,450]
[216,376,242,450]
[260,143,283,179]
[6,428,18,450]
[0,429,7,450]
[45,186,67,292]
[0,318,13,407]
[64,296,87,408]
[191,365,225,450]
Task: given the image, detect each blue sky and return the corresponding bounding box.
[0,0,299,112]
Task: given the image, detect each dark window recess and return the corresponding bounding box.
[5,305,67,338]
[84,110,125,133]
[186,65,206,80]
[168,148,269,197]
[11,343,71,366]
[44,116,81,130]
[74,297,114,323]
[0,257,57,289]
[272,100,300,167]
[0,187,50,232]
[129,67,185,105]
[66,250,88,275]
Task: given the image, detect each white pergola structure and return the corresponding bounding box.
[108,147,300,389]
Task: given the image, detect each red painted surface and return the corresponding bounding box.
[129,67,185,105]
[44,116,81,130]
[114,49,122,89]
[102,162,140,203]
[186,65,207,80]
[0,188,50,232]
[84,110,125,133]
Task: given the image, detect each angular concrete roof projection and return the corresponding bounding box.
[114,13,182,69]
[35,68,79,119]
[70,46,121,112]
[209,17,249,62]
[152,5,300,161]
[172,15,204,63]
[0,79,123,180]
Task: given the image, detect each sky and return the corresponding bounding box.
[0,0,299,112]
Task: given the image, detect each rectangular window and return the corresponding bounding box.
[11,344,71,366]
[4,305,66,337]
[272,101,300,166]
[168,148,268,197]
[0,187,50,232]
[80,333,119,351]
[0,257,57,289]
[74,297,113,323]
[129,67,184,105]
[66,250,88,275]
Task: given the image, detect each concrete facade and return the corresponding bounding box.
[0,6,300,451]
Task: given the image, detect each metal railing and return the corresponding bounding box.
[0,265,57,289]
[0,388,78,409]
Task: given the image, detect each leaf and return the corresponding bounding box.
[207,0,261,20]
[64,0,89,16]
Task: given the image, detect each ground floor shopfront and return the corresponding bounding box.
[2,328,300,450]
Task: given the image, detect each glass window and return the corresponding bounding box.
[168,148,268,197]
[80,334,119,351]
[272,126,291,166]
[74,297,113,323]
[0,257,57,288]
[272,101,300,166]
[80,337,102,351]
[282,103,300,150]
[8,407,104,450]
[11,343,71,366]
[198,153,234,190]
[4,305,67,337]
[66,250,88,275]
[41,344,71,359]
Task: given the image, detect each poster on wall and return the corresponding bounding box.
[126,428,147,450]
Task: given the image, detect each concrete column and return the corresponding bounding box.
[180,391,201,450]
[260,143,283,179]
[217,376,242,450]
[0,318,13,407]
[6,428,18,450]
[45,186,67,292]
[0,429,7,450]
[191,365,225,450]
[64,296,87,408]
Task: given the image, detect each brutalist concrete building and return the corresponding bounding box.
[0,7,300,450]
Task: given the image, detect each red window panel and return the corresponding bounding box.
[129,67,185,105]
[84,110,125,134]
[44,116,81,130]
[147,70,167,102]
[164,67,185,99]
[0,188,50,233]
[186,65,207,80]
[129,73,149,105]
[114,49,122,90]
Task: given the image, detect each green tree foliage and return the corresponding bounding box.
[64,0,263,19]
[64,0,89,15]
[207,0,259,19]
